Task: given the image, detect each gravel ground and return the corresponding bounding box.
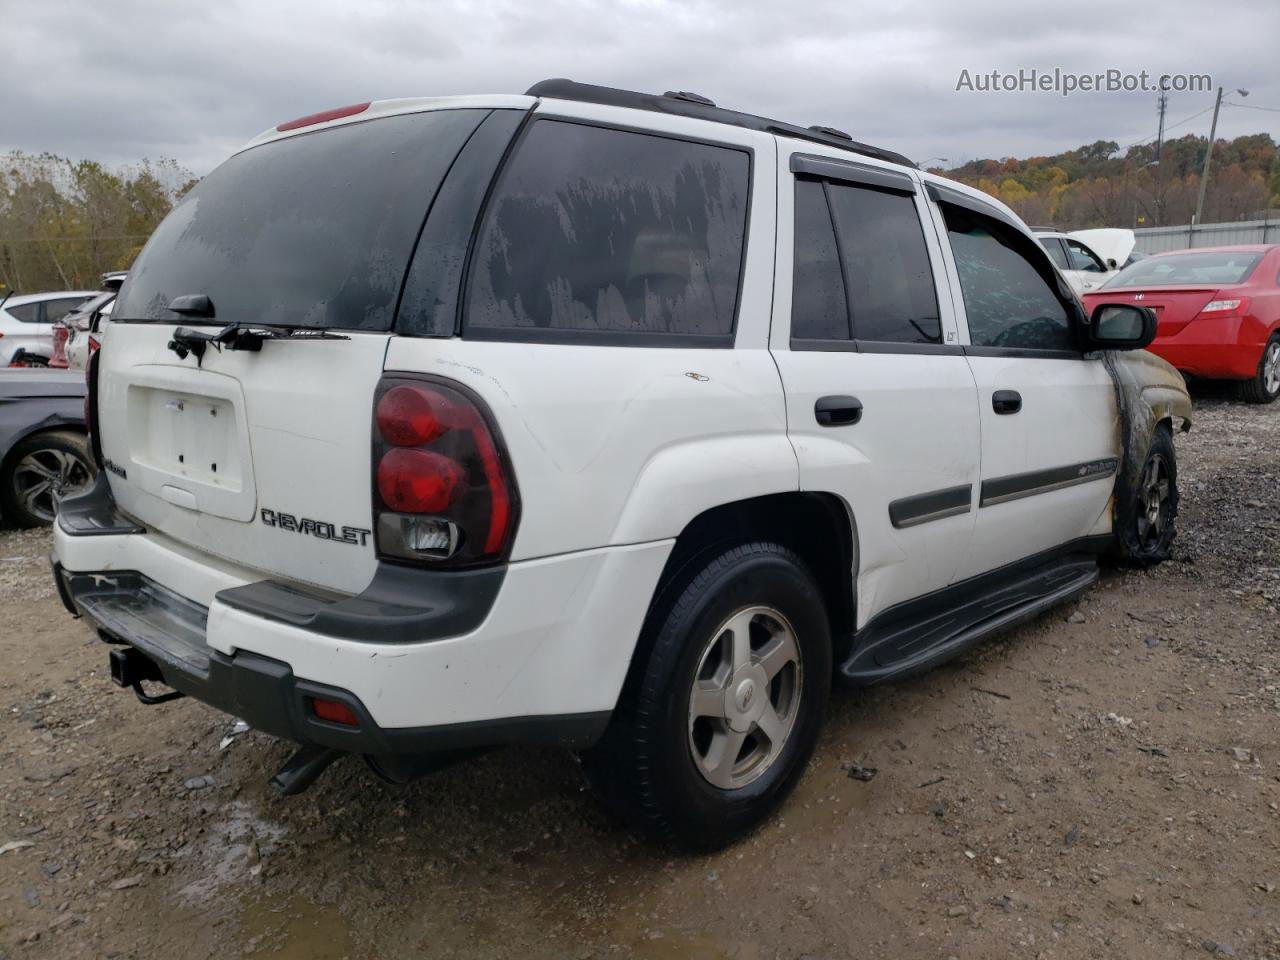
[1,387,1277,960]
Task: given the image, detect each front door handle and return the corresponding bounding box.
[815,395,863,427]
[992,390,1022,415]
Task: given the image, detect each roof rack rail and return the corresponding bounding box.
[524,79,917,169]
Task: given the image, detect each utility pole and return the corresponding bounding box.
[1155,91,1168,161]
[1193,86,1224,243]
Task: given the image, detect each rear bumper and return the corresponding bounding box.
[1150,314,1272,380]
[52,483,671,755]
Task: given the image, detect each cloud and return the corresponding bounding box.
[2,0,1277,174]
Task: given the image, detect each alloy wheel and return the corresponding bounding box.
[687,606,803,790]
[1136,453,1172,550]
[1263,341,1280,398]
[12,448,92,523]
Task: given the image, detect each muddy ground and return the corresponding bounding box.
[2,386,1278,960]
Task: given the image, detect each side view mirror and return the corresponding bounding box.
[1106,258,1118,270]
[1085,303,1156,350]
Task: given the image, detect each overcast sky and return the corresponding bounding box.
[3,0,1278,175]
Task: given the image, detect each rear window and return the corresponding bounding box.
[464,120,750,345]
[1104,250,1263,288]
[113,109,491,330]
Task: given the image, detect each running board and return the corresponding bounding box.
[841,549,1100,685]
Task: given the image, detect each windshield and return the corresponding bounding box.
[114,108,491,330]
[1103,250,1263,288]
[71,291,116,318]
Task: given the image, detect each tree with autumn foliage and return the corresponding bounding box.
[945,132,1279,230]
[0,152,194,295]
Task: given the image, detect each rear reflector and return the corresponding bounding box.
[277,102,372,132]
[311,698,359,726]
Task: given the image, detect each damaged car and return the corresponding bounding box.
[51,79,1191,848]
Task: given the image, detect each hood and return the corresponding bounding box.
[1069,228,1136,269]
[0,369,87,400]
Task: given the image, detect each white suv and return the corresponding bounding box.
[52,80,1191,848]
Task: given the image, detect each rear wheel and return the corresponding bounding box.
[1114,425,1178,566]
[583,542,831,850]
[1238,334,1280,404]
[1,430,95,527]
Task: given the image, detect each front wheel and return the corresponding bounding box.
[583,542,831,850]
[1237,334,1280,404]
[1113,425,1178,566]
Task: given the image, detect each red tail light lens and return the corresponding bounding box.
[50,325,69,368]
[377,448,465,512]
[372,377,519,567]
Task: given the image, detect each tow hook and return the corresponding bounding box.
[270,745,343,796]
[108,648,186,705]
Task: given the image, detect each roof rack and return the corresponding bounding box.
[525,79,916,170]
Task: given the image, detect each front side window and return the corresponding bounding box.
[1066,239,1106,273]
[466,120,750,343]
[44,297,90,323]
[943,205,1074,351]
[826,182,940,343]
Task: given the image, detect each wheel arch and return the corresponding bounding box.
[627,491,860,690]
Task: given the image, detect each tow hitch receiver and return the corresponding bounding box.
[109,648,186,705]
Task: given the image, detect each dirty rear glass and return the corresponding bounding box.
[113,109,489,330]
[465,120,750,344]
[1103,250,1263,288]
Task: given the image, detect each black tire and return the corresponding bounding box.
[583,541,832,850]
[1237,333,1280,404]
[1113,425,1178,566]
[1,430,95,528]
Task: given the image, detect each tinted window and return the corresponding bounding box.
[827,183,939,343]
[5,302,40,323]
[1039,237,1069,269]
[943,205,1074,351]
[44,297,89,323]
[1066,239,1106,273]
[1104,250,1263,288]
[791,179,848,340]
[466,120,749,342]
[114,109,489,330]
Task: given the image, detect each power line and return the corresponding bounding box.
[1224,101,1280,113]
[1120,104,1216,150]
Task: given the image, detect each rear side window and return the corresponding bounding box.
[465,120,750,344]
[114,109,490,330]
[5,303,40,323]
[791,179,849,341]
[826,183,940,344]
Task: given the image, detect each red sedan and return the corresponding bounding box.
[1083,245,1280,403]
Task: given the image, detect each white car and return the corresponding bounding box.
[60,273,126,371]
[52,80,1191,848]
[0,290,96,365]
[1036,228,1138,295]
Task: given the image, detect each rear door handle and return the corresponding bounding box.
[815,395,863,427]
[992,390,1022,415]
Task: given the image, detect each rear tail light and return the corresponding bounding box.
[371,377,519,567]
[1197,297,1247,316]
[50,324,70,368]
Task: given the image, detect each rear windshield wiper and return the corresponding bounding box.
[168,323,349,365]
